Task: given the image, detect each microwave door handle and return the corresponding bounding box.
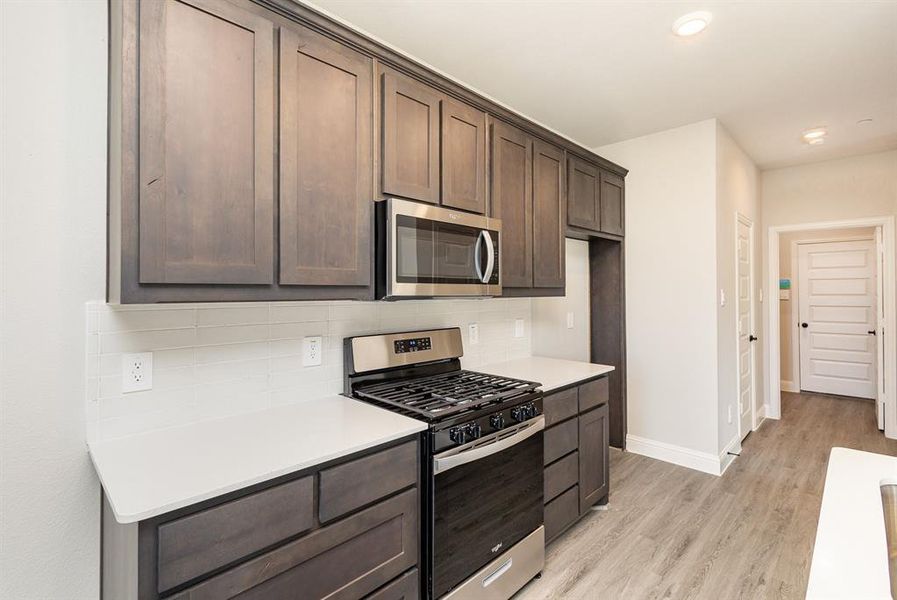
[433,416,545,474]
[474,230,486,283]
[482,230,495,283]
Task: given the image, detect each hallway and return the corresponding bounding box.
[517,392,897,599]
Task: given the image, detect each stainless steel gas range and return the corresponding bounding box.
[344,327,545,600]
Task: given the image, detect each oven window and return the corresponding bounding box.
[432,430,543,598]
[395,215,496,284]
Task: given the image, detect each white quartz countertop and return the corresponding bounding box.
[88,396,427,524]
[807,447,897,599]
[478,356,614,392]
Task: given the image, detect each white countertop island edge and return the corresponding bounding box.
[88,396,426,524]
[806,447,897,599]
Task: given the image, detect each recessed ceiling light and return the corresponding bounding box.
[802,127,827,143]
[857,118,874,126]
[673,11,712,37]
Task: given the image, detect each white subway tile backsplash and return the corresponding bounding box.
[85,297,533,442]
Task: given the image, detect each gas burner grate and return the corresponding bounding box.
[354,370,539,420]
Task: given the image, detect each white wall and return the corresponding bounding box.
[715,124,760,453]
[87,299,532,441]
[596,120,721,459]
[0,1,107,597]
[532,239,590,362]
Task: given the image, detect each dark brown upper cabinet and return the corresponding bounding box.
[490,120,565,294]
[566,155,600,233]
[600,170,625,236]
[279,25,372,287]
[532,140,566,289]
[381,69,441,204]
[441,98,487,214]
[137,0,275,285]
[490,120,533,288]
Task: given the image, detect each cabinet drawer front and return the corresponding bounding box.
[579,377,609,412]
[319,440,418,523]
[365,569,419,600]
[170,488,419,600]
[544,417,578,466]
[157,475,313,593]
[543,388,578,427]
[545,485,579,543]
[544,451,578,503]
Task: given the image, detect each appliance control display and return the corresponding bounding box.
[394,336,432,354]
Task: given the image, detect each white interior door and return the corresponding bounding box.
[798,239,877,399]
[875,227,885,428]
[736,217,755,440]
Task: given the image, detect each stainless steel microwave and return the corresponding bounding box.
[376,198,502,299]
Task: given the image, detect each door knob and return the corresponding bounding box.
[869,330,877,336]
[748,335,758,342]
[801,322,809,328]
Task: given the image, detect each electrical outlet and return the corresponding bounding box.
[514,319,525,338]
[122,352,153,393]
[566,312,575,329]
[302,336,323,367]
[727,404,733,424]
[468,323,479,345]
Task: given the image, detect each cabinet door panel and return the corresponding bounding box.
[441,98,486,214]
[579,404,609,513]
[381,70,441,203]
[490,120,532,287]
[279,26,372,287]
[139,0,274,284]
[533,140,566,288]
[567,156,600,232]
[601,170,625,236]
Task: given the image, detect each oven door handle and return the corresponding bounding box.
[433,416,544,475]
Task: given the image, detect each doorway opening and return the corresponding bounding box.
[766,217,896,439]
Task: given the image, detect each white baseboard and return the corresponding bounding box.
[780,380,799,393]
[718,436,740,476]
[754,404,767,429]
[626,434,722,476]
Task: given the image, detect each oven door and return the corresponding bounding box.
[432,416,544,598]
[386,198,501,298]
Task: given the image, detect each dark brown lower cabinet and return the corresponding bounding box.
[102,437,420,599]
[541,376,610,544]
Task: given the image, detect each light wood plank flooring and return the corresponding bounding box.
[517,392,897,599]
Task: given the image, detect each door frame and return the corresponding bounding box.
[789,235,876,393]
[765,216,896,439]
[735,212,757,439]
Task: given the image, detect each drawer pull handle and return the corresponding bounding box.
[483,558,513,587]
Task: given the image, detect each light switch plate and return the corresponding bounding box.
[514,319,525,338]
[302,336,323,366]
[468,323,479,345]
[122,352,153,393]
[566,312,575,329]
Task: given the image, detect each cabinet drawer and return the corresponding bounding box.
[170,488,418,600]
[544,451,578,503]
[543,388,578,427]
[319,440,417,523]
[545,485,579,543]
[579,377,609,412]
[157,475,313,593]
[544,418,578,466]
[366,569,419,600]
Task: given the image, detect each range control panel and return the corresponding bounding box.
[394,336,432,354]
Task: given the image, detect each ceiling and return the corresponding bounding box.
[308,0,897,169]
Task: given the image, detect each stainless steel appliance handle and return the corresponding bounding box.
[433,416,545,475]
[474,230,486,283]
[483,230,495,283]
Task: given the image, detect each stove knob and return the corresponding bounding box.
[526,403,538,418]
[465,423,481,440]
[511,406,526,422]
[489,414,505,430]
[449,427,464,445]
